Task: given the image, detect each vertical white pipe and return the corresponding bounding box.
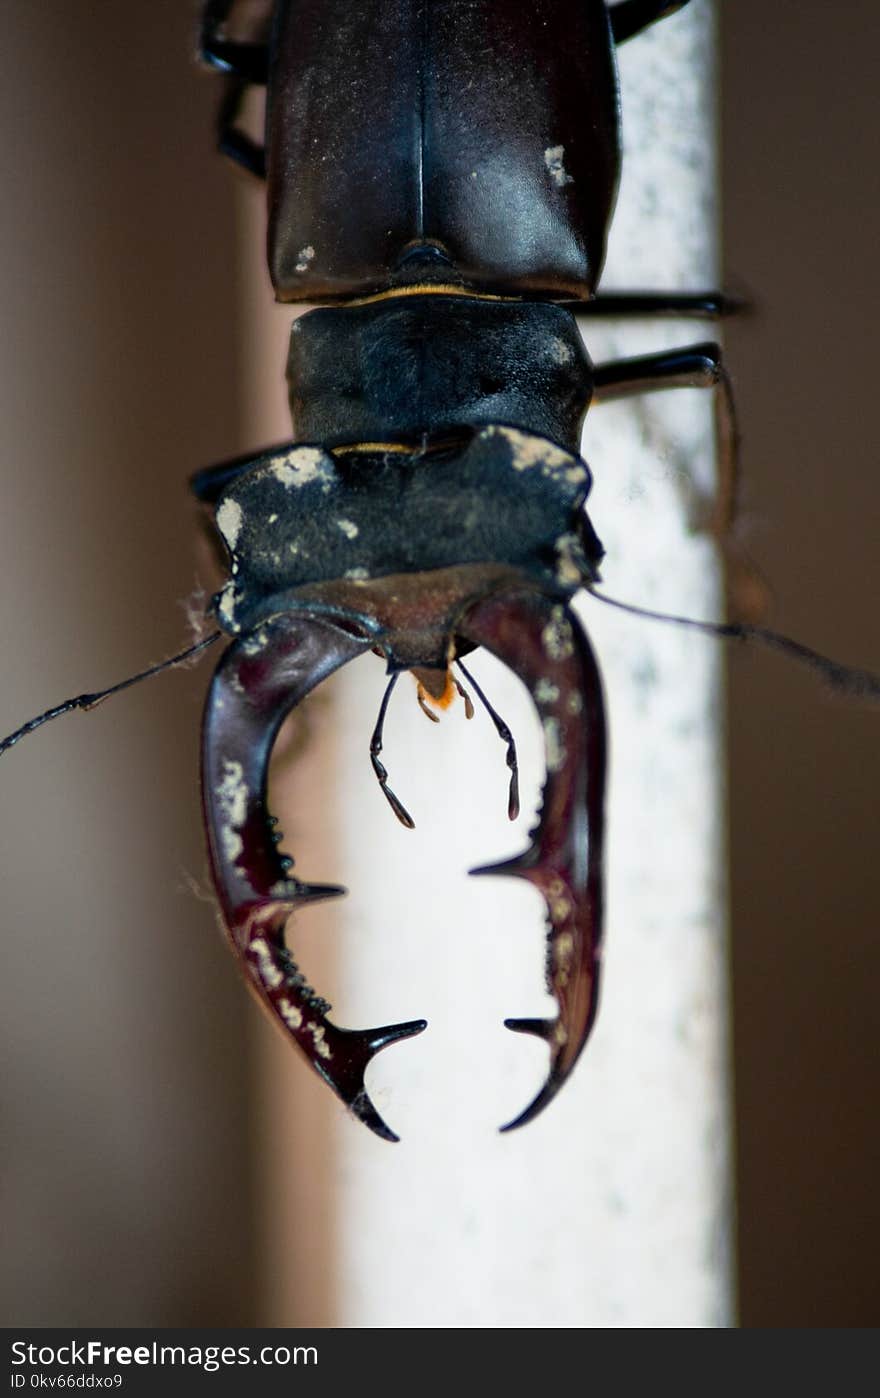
[249,0,732,1327]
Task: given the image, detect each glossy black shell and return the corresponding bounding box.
[266,0,621,301]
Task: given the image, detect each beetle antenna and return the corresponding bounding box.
[0,632,222,759]
[586,587,880,701]
[370,673,416,828]
[456,660,521,819]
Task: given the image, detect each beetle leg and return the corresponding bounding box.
[593,341,737,535]
[202,613,426,1142]
[591,342,769,618]
[459,590,606,1132]
[578,291,746,319]
[456,660,520,821]
[370,673,416,829]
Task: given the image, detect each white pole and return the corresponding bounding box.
[247,0,732,1327]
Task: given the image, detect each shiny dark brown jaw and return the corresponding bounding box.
[201,584,606,1140]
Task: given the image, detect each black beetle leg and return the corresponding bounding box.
[201,613,426,1142]
[592,342,738,540]
[370,673,416,829]
[459,589,606,1132]
[456,659,520,821]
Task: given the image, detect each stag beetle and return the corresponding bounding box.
[189,0,749,1141]
[2,0,874,1142]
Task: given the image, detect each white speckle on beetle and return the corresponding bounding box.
[336,518,359,539]
[217,758,248,863]
[310,1023,334,1062]
[566,691,583,716]
[495,425,571,474]
[551,337,574,365]
[542,607,574,660]
[214,584,237,629]
[535,678,560,706]
[548,877,573,924]
[554,930,574,963]
[543,715,567,773]
[216,497,243,549]
[544,144,573,188]
[294,244,315,273]
[270,448,334,490]
[554,931,575,987]
[251,936,284,990]
[241,628,270,656]
[308,1023,332,1060]
[555,533,585,586]
[344,566,370,581]
[278,996,303,1030]
[216,586,237,629]
[267,512,278,525]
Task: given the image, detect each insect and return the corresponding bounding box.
[1,0,875,1148]
[190,0,744,1141]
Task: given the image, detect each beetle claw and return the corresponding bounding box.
[459,589,607,1132]
[202,613,429,1139]
[328,1018,429,1142]
[499,1078,565,1135]
[202,588,604,1137]
[504,1016,556,1040]
[468,851,534,879]
[288,879,349,905]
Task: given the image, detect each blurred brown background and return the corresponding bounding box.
[721,0,880,1326]
[0,0,877,1327]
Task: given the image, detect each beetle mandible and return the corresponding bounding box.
[191,0,748,1140]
